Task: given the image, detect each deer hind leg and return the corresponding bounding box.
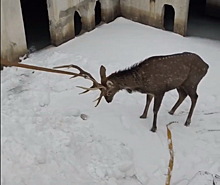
[169,87,187,115]
[140,94,153,119]
[185,90,198,126]
[151,93,164,132]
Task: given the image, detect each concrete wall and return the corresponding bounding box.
[1,0,28,62]
[120,0,151,25]
[5,0,216,62]
[1,0,120,62]
[120,0,190,35]
[160,0,189,35]
[48,0,120,46]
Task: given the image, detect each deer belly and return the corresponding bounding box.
[133,87,147,93]
[145,74,188,92]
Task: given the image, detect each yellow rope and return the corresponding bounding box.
[165,122,175,185]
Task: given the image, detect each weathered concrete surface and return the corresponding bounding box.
[49,0,120,45]
[2,0,220,61]
[1,0,27,62]
[120,0,189,35]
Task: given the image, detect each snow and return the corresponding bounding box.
[1,18,220,185]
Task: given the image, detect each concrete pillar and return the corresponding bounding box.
[79,2,96,32]
[101,0,120,23]
[1,0,28,62]
[48,0,74,46]
[174,4,189,36]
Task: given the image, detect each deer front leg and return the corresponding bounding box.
[151,93,164,132]
[140,94,153,118]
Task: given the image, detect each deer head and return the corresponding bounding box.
[99,65,120,103]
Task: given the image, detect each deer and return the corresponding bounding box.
[54,52,209,132]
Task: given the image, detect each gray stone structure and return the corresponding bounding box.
[1,0,28,62]
[1,0,219,62]
[120,0,189,35]
[48,0,120,46]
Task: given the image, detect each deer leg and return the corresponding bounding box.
[185,91,198,126]
[151,94,164,132]
[169,88,187,115]
[140,94,153,119]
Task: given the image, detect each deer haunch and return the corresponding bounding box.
[55,52,209,132]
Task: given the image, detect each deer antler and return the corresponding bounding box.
[54,64,106,106]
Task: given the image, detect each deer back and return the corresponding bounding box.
[107,52,208,95]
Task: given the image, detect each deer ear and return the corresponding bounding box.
[106,80,114,87]
[100,65,107,84]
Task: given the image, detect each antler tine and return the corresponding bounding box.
[54,64,106,107]
[76,85,102,94]
[54,64,90,78]
[54,64,100,86]
[79,89,90,94]
[93,89,105,107]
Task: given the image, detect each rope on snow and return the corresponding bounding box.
[165,121,177,185]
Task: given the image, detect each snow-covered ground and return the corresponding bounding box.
[1,18,220,185]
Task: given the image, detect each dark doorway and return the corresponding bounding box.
[20,0,51,52]
[188,0,206,17]
[95,1,102,26]
[163,4,175,32]
[74,11,82,36]
[187,0,220,40]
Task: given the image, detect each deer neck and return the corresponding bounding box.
[108,70,141,91]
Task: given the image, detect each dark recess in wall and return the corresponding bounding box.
[187,0,220,40]
[20,0,51,52]
[164,5,175,32]
[95,1,102,26]
[74,11,82,36]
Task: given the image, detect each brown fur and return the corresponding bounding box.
[100,52,209,132]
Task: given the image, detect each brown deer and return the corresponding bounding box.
[54,52,209,132]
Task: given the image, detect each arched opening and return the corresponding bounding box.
[74,11,82,36]
[95,1,102,26]
[187,0,220,40]
[20,0,51,52]
[163,4,175,32]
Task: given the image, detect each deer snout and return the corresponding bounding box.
[106,99,112,103]
[104,96,113,103]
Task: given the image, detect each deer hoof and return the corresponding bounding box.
[168,110,174,115]
[150,127,157,132]
[140,115,147,119]
[184,119,191,127]
[184,122,190,127]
